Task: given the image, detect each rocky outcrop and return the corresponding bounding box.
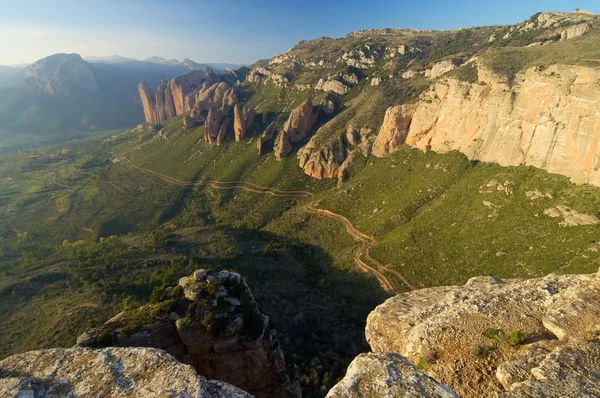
[326,353,458,398]
[204,106,224,145]
[234,104,256,141]
[297,125,374,181]
[365,270,600,397]
[274,100,319,160]
[561,22,591,40]
[0,347,251,397]
[394,64,600,186]
[315,78,349,95]
[138,69,216,124]
[372,105,415,157]
[246,67,289,87]
[257,122,278,155]
[298,136,347,179]
[78,269,300,398]
[425,60,458,79]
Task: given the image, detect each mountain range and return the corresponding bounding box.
[0,53,236,151]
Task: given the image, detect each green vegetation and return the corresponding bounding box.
[507,330,528,346]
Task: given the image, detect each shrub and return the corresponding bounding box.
[507,330,528,346]
[483,328,503,345]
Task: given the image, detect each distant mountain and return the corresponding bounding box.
[0,53,215,143]
[84,55,136,63]
[143,56,240,73]
[144,56,183,66]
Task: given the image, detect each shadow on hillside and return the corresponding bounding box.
[172,225,390,388]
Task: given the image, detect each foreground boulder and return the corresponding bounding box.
[78,269,300,398]
[0,347,251,397]
[364,269,600,397]
[326,352,458,398]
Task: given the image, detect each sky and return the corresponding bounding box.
[1,0,599,66]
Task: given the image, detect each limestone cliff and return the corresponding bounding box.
[274,100,319,160]
[138,69,217,124]
[357,269,600,397]
[78,269,300,398]
[372,64,600,187]
[0,347,251,397]
[371,104,415,157]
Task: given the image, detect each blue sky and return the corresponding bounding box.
[1,0,598,65]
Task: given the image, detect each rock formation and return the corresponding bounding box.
[234,104,256,141]
[425,60,458,79]
[315,78,349,95]
[204,106,223,145]
[326,352,458,398]
[561,22,591,40]
[373,64,600,187]
[257,122,278,155]
[363,269,600,397]
[138,69,218,124]
[274,100,319,160]
[78,269,300,398]
[0,347,251,397]
[298,136,347,179]
[372,105,415,157]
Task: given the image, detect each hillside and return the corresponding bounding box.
[2,9,600,398]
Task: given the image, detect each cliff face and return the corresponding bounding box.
[78,269,300,398]
[0,347,251,397]
[400,64,600,186]
[274,100,319,160]
[351,269,600,397]
[137,69,216,123]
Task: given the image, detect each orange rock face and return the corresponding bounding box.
[375,64,600,187]
[138,70,215,124]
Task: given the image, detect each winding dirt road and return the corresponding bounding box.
[119,156,415,294]
[306,206,415,293]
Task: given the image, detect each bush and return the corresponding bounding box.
[507,330,528,346]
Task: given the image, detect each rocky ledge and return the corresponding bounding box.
[0,347,250,397]
[330,269,600,397]
[77,269,300,398]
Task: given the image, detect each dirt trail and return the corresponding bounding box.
[120,156,314,197]
[306,206,415,292]
[49,302,100,329]
[119,156,414,294]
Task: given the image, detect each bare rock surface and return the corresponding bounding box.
[372,105,415,157]
[497,339,600,397]
[326,352,458,398]
[405,64,600,186]
[274,100,319,159]
[366,270,600,397]
[0,347,251,397]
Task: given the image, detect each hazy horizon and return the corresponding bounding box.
[2,0,599,66]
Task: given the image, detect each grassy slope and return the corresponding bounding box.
[319,147,600,289]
